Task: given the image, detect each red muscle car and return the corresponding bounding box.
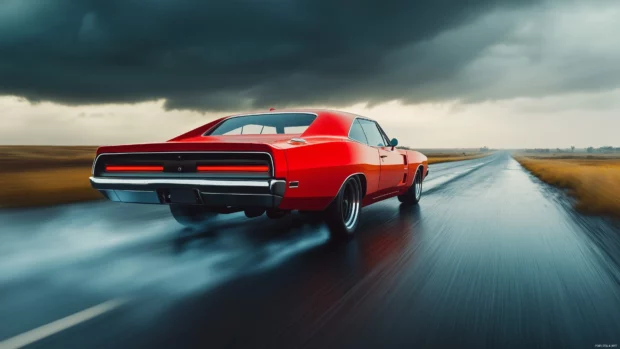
[90,109,428,237]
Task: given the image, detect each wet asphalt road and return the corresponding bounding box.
[1,152,620,349]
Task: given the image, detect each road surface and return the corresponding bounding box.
[0,152,619,349]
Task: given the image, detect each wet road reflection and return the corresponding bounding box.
[0,152,619,349]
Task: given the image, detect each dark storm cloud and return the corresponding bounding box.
[0,0,542,111]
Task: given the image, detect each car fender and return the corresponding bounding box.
[401,150,428,185]
[278,139,380,210]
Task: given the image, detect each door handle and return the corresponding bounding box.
[380,155,388,158]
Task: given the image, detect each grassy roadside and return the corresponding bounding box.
[0,146,487,209]
[407,148,491,165]
[0,167,103,208]
[514,154,620,217]
[426,152,489,164]
[0,146,101,209]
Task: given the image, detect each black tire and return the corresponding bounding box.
[325,176,362,238]
[169,204,217,228]
[398,168,423,204]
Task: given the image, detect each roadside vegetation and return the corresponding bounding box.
[0,146,100,208]
[515,147,620,217]
[1,145,492,209]
[425,153,488,164]
[402,147,492,164]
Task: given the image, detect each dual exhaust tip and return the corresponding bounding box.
[244,208,288,219]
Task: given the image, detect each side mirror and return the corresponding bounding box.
[390,138,398,150]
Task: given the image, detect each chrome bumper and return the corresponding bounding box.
[90,177,286,207]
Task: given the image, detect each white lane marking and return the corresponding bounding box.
[0,299,126,349]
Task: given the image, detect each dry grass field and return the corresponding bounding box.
[0,146,489,209]
[408,148,491,164]
[426,153,488,164]
[0,146,101,208]
[515,154,620,217]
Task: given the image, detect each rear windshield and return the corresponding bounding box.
[207,113,317,135]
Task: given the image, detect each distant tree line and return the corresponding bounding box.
[525,148,552,153]
[396,146,495,152]
[524,146,620,153]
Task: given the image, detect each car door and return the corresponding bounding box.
[376,122,408,187]
[348,118,381,195]
[358,119,404,191]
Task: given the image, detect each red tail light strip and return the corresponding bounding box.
[106,165,164,172]
[196,165,269,172]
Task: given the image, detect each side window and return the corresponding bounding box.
[359,119,386,147]
[377,124,391,146]
[348,119,368,144]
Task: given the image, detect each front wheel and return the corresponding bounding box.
[169,204,217,228]
[324,176,362,238]
[398,168,423,204]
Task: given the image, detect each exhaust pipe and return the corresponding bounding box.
[244,208,265,218]
[266,209,288,219]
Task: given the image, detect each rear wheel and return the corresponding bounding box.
[169,204,217,228]
[398,168,423,204]
[325,176,362,238]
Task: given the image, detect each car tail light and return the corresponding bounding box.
[196,165,269,172]
[105,165,164,172]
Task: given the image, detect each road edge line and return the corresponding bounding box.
[0,298,126,349]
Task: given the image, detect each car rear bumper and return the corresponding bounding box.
[90,177,286,208]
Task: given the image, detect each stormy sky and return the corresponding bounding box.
[1,0,619,147]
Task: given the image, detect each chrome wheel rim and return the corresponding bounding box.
[341,180,360,230]
[415,171,422,200]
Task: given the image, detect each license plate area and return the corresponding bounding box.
[159,188,202,204]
